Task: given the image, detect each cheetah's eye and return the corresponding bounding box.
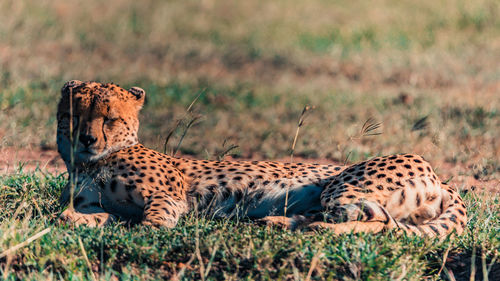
[104,117,119,124]
[60,113,79,128]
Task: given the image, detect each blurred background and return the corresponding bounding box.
[0,0,498,182]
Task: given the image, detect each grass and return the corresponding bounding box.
[0,0,499,279]
[0,171,498,280]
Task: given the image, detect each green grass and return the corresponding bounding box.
[0,171,498,280]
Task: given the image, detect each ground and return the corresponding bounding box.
[0,0,499,279]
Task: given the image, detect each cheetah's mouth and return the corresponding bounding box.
[75,147,100,161]
[76,146,113,163]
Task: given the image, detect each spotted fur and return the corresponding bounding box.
[57,80,467,237]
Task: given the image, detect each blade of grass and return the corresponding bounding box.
[0,227,51,259]
[163,119,183,154]
[78,236,97,281]
[486,250,498,276]
[470,244,476,281]
[194,222,206,281]
[360,117,382,137]
[173,115,202,157]
[203,235,221,278]
[437,242,453,277]
[350,117,382,140]
[217,140,239,161]
[286,105,313,216]
[443,266,457,281]
[412,116,429,131]
[163,88,206,154]
[289,105,313,163]
[305,242,324,281]
[481,247,488,281]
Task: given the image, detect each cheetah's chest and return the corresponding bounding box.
[84,168,145,220]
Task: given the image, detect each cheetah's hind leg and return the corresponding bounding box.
[307,199,401,234]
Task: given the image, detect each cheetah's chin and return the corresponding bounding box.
[75,149,106,163]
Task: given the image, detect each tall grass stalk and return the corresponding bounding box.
[285,105,313,216]
[163,88,206,154]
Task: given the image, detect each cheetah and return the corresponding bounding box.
[57,80,467,237]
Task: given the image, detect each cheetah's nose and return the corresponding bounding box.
[79,134,97,147]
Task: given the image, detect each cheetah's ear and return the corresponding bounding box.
[61,80,83,96]
[128,87,146,108]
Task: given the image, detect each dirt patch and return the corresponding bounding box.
[0,146,65,174]
[434,161,499,194]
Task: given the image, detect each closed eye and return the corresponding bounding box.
[59,113,79,128]
[104,117,119,124]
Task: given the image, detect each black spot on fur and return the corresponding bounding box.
[399,190,405,205]
[361,205,375,220]
[429,225,440,235]
[450,214,458,223]
[110,180,118,192]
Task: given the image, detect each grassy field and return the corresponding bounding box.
[0,0,499,279]
[0,172,498,280]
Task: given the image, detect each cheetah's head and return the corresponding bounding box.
[57,80,145,167]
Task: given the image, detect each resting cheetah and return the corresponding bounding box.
[57,80,467,237]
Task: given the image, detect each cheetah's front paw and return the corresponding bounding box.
[60,208,116,227]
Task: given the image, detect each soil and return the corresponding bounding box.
[0,146,65,174]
